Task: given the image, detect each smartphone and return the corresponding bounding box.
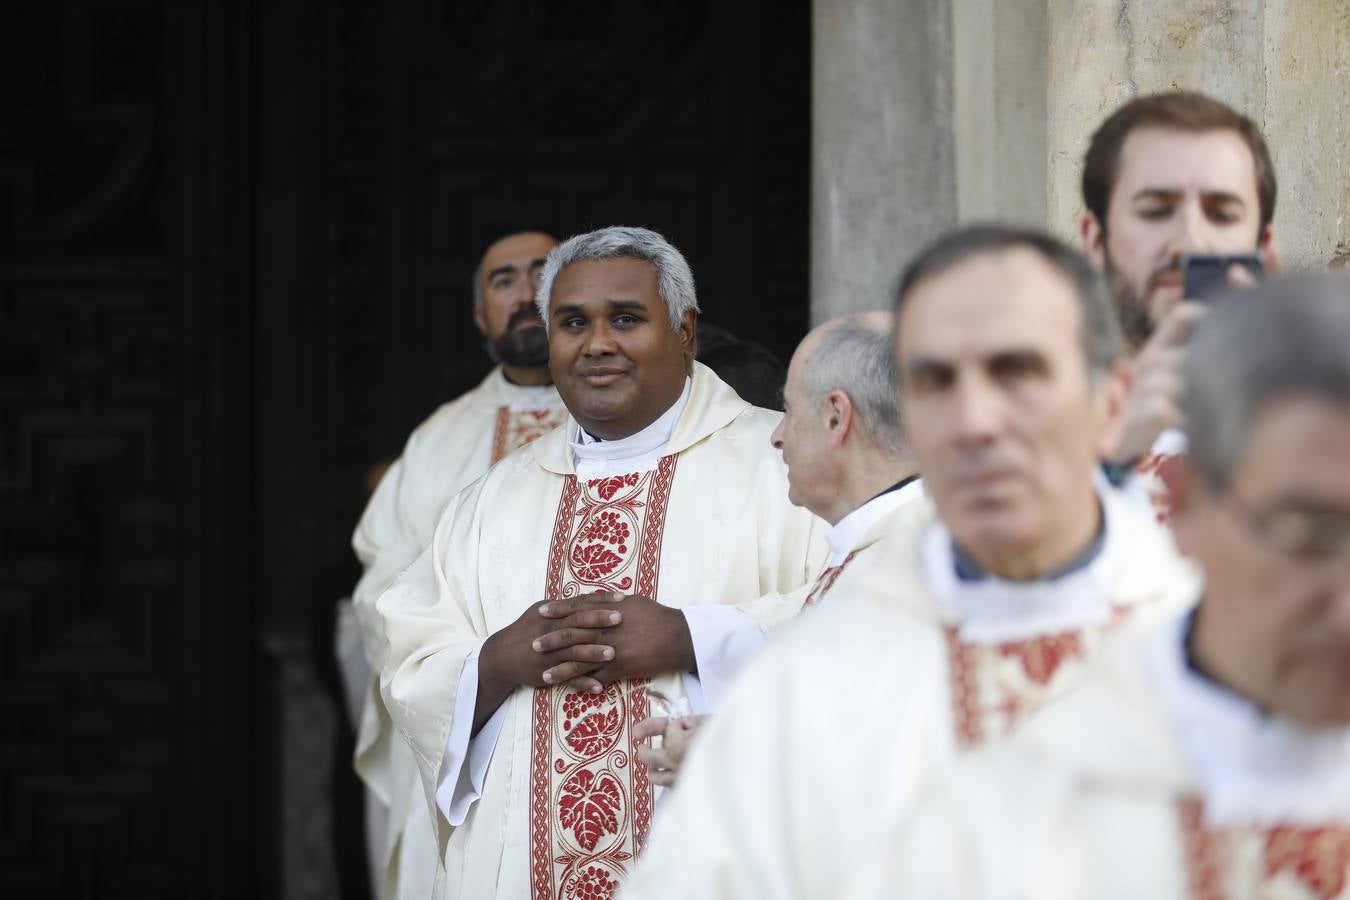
[1181,253,1264,301]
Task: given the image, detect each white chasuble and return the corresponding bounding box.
[620,484,1197,900]
[376,363,827,900]
[349,367,564,900]
[853,613,1350,900]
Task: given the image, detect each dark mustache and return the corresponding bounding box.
[508,306,545,329]
[1147,258,1181,291]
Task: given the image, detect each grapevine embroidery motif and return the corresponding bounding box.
[529,456,677,900]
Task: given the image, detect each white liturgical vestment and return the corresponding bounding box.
[851,610,1350,900]
[376,362,827,899]
[620,483,1198,900]
[350,366,566,900]
[799,476,925,608]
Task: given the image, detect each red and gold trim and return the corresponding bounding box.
[528,456,678,899]
[1178,796,1350,900]
[491,405,566,464]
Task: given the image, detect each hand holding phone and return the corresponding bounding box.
[1182,253,1264,301]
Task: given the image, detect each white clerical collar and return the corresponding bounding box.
[1147,614,1350,828]
[570,377,692,479]
[825,477,925,565]
[492,368,564,410]
[922,482,1124,642]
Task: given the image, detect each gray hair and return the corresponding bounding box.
[1185,274,1350,489]
[803,318,908,456]
[535,226,699,332]
[895,224,1124,376]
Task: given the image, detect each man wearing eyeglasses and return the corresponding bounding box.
[851,274,1350,899]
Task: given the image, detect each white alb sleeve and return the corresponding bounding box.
[679,605,765,712]
[435,640,507,826]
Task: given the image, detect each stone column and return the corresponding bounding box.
[811,0,956,322]
[951,0,1048,227]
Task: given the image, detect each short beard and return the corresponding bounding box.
[1103,250,1156,351]
[488,321,549,368]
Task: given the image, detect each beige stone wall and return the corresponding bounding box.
[812,0,956,322]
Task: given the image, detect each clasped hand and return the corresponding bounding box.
[484,591,695,696]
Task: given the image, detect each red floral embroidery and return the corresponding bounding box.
[491,406,566,464]
[571,543,626,583]
[567,708,623,757]
[949,615,1128,749]
[1265,825,1350,899]
[998,632,1082,685]
[530,457,676,898]
[581,511,631,551]
[591,472,641,501]
[558,770,624,852]
[562,688,613,729]
[1179,797,1350,899]
[569,865,621,900]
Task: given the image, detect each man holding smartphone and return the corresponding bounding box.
[1079,91,1281,517]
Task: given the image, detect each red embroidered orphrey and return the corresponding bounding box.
[945,626,1088,749]
[529,456,678,900]
[491,406,566,464]
[802,551,859,608]
[1179,797,1350,900]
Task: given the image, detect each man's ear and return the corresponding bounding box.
[1081,213,1107,274]
[826,390,853,448]
[473,302,489,338]
[1094,359,1135,460]
[679,310,697,360]
[1258,225,1281,274]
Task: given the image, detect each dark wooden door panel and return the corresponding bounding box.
[0,1,259,896]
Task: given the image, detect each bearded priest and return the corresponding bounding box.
[374,226,827,899]
[349,229,565,900]
[621,225,1197,900]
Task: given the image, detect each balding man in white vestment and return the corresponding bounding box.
[850,275,1350,900]
[633,311,924,784]
[621,226,1197,900]
[375,226,826,899]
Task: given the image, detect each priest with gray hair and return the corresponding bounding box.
[634,311,923,786]
[373,225,827,898]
